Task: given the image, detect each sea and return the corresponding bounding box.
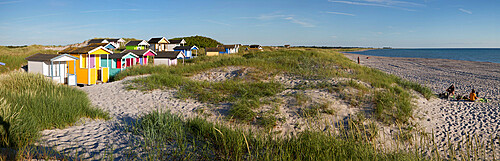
[346,48,500,64]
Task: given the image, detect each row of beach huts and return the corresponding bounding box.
[25,37,263,86]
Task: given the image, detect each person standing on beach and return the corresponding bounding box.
[446,85,455,96]
[469,89,478,102]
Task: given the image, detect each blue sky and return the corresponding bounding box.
[0,0,498,48]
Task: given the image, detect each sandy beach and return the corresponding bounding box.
[34,53,500,160]
[343,53,500,157]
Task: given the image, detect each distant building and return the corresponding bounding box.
[125,40,149,50]
[217,44,240,54]
[249,45,263,51]
[148,37,169,52]
[284,45,290,48]
[205,47,226,56]
[174,46,198,59]
[155,51,185,66]
[167,39,186,51]
[87,43,117,50]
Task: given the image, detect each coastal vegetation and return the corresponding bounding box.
[0,72,109,149]
[0,45,57,74]
[118,48,432,125]
[169,35,223,48]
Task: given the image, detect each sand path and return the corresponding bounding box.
[38,76,205,160]
[344,53,500,156]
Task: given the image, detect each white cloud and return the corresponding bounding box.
[81,9,139,13]
[325,11,355,16]
[458,8,472,14]
[204,20,231,26]
[284,17,315,27]
[328,0,423,11]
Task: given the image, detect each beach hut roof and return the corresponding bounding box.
[101,52,139,59]
[59,46,113,55]
[88,39,108,44]
[148,37,169,44]
[206,47,226,52]
[25,53,78,62]
[156,51,184,59]
[121,49,157,56]
[106,38,125,43]
[218,44,238,49]
[87,43,116,48]
[174,46,198,50]
[250,45,261,48]
[125,40,149,46]
[169,39,186,44]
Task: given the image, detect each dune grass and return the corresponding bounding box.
[0,45,58,74]
[0,72,109,148]
[131,111,420,160]
[117,49,433,125]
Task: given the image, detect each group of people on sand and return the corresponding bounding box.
[444,84,487,102]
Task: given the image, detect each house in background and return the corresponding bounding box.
[87,43,117,50]
[88,39,109,45]
[167,39,186,51]
[148,37,169,52]
[155,51,184,66]
[125,40,149,50]
[174,46,198,59]
[101,52,139,77]
[59,46,113,85]
[284,45,290,48]
[25,53,79,86]
[217,44,239,54]
[106,38,126,49]
[121,49,157,65]
[249,45,263,51]
[205,47,225,56]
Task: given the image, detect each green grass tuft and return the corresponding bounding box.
[0,72,109,148]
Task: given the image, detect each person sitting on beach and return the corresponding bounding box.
[469,89,478,102]
[446,85,455,96]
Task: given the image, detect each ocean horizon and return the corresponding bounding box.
[346,48,500,64]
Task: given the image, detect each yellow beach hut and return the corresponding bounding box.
[58,46,113,85]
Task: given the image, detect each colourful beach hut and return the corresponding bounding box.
[101,52,139,77]
[25,53,79,86]
[125,40,149,50]
[174,46,198,59]
[58,46,112,85]
[121,49,157,65]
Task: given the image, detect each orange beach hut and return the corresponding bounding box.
[58,46,113,85]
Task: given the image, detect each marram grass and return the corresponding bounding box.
[0,72,109,148]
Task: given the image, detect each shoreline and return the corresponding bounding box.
[343,49,500,65]
[343,52,500,157]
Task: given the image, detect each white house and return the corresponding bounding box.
[25,53,79,86]
[155,51,185,66]
[166,39,186,51]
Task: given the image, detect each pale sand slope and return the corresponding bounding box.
[344,53,500,155]
[38,76,207,160]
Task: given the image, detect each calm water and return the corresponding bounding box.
[347,48,500,64]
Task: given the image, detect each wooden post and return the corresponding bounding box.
[357,56,360,64]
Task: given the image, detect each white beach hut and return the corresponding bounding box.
[25,53,79,86]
